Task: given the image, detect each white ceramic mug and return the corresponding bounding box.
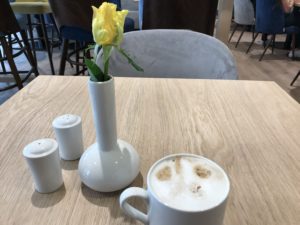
[120,154,230,225]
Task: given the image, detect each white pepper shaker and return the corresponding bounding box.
[52,114,83,160]
[23,138,63,193]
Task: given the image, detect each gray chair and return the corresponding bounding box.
[97,29,238,79]
[229,0,255,48]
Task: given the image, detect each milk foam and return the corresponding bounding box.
[150,156,229,211]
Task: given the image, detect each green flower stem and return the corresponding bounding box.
[104,57,110,80]
[103,45,113,81]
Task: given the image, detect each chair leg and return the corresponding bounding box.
[246,32,259,54]
[251,25,255,40]
[259,35,274,61]
[59,39,69,75]
[291,70,300,86]
[49,13,61,43]
[0,36,23,90]
[291,33,296,60]
[39,14,55,75]
[271,35,276,54]
[235,25,247,48]
[228,23,239,42]
[20,30,39,77]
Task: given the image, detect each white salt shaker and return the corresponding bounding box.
[52,114,83,160]
[23,138,63,193]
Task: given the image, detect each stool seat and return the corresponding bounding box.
[10,2,51,14]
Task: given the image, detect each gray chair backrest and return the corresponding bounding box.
[97,29,238,79]
[234,0,255,25]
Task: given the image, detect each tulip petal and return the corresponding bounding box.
[91,2,128,46]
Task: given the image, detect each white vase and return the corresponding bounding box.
[78,76,140,192]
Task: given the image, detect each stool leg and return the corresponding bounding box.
[59,39,69,75]
[13,33,30,62]
[20,30,39,77]
[27,15,37,66]
[1,36,23,90]
[8,35,14,55]
[39,14,55,75]
[75,41,79,74]
[49,14,61,43]
[84,43,90,75]
[0,50,7,73]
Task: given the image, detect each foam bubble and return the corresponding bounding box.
[150,155,229,211]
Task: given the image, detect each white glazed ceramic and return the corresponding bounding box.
[119,153,230,225]
[78,76,140,192]
[23,138,63,193]
[52,114,83,160]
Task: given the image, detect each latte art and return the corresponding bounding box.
[150,155,229,211]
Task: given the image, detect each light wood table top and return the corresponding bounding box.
[0,76,299,225]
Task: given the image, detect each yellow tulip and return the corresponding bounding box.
[92,3,128,46]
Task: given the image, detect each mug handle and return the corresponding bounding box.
[119,187,149,224]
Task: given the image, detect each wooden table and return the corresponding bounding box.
[0,76,299,225]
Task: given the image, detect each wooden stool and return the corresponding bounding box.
[0,0,38,91]
[10,0,57,74]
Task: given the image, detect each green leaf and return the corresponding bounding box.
[86,44,96,52]
[85,58,105,82]
[117,47,144,72]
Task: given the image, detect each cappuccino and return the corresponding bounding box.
[149,155,229,211]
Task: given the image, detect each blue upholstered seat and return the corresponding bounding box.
[60,17,135,42]
[255,0,285,34]
[60,0,135,42]
[247,0,300,60]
